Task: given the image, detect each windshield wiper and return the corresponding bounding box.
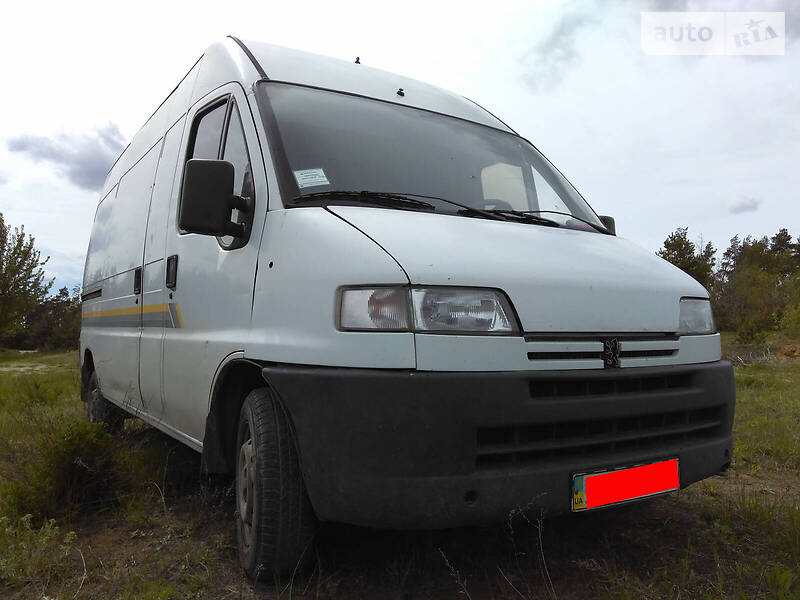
[292,190,437,211]
[292,191,608,233]
[518,210,610,234]
[293,190,511,222]
[483,209,560,228]
[380,191,506,222]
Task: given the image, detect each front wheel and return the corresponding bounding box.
[236,387,317,579]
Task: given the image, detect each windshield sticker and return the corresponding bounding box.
[293,168,330,189]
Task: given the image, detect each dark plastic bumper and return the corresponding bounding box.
[262,361,735,529]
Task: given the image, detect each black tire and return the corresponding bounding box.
[235,387,317,579]
[85,371,125,434]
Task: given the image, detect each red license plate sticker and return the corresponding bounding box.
[572,458,679,511]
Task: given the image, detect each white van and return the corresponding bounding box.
[80,37,735,577]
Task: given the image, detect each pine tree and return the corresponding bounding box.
[0,213,54,339]
[657,227,716,290]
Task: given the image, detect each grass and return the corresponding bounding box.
[0,515,76,589]
[733,361,800,471]
[0,337,798,598]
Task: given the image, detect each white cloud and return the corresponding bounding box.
[729,196,762,214]
[518,6,598,92]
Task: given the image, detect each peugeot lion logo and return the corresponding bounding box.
[602,338,621,368]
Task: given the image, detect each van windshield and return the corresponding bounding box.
[259,82,604,232]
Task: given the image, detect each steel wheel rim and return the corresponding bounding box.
[237,430,256,549]
[88,379,100,421]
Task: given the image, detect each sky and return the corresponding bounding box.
[0,0,797,291]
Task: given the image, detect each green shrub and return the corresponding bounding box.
[0,514,75,586]
[764,565,797,600]
[1,421,130,520]
[1,361,178,527]
[736,317,768,344]
[781,302,800,337]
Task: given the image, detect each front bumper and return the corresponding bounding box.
[263,360,735,529]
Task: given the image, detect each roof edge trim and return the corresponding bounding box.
[462,96,517,135]
[228,35,268,79]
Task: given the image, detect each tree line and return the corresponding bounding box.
[0,213,81,350]
[657,227,800,343]
[1,212,797,350]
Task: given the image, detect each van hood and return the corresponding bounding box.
[329,206,708,333]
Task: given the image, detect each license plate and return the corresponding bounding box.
[571,458,679,511]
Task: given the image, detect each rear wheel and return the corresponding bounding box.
[236,387,316,579]
[86,371,125,433]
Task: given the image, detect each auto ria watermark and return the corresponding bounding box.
[641,12,785,55]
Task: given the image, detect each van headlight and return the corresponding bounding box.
[678,298,715,335]
[338,286,519,334]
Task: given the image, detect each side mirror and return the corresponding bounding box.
[179,159,251,237]
[599,215,616,235]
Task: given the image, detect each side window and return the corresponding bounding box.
[190,103,226,159]
[530,166,570,214]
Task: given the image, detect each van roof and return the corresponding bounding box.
[100,37,514,201]
[237,38,514,133]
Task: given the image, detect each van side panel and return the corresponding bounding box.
[143,119,187,265]
[139,116,188,419]
[82,184,117,288]
[84,144,161,284]
[82,143,161,407]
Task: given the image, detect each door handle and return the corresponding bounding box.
[134,267,142,295]
[166,254,178,290]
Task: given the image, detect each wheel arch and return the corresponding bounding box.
[81,348,95,402]
[201,357,266,474]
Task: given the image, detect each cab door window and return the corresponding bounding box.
[530,165,570,214]
[189,103,226,159]
[222,104,254,201]
[185,97,254,249]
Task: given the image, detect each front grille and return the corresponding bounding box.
[527,349,676,361]
[529,372,693,399]
[476,404,725,470]
[524,333,679,367]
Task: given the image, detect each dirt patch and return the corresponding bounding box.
[779,344,800,358]
[696,467,800,505]
[0,363,51,373]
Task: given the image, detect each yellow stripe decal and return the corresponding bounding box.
[81,302,183,328]
[82,305,143,318]
[143,303,171,314]
[174,303,185,329]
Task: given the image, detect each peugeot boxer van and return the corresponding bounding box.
[80,37,735,577]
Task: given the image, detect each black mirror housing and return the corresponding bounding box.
[599,215,616,235]
[180,159,243,237]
